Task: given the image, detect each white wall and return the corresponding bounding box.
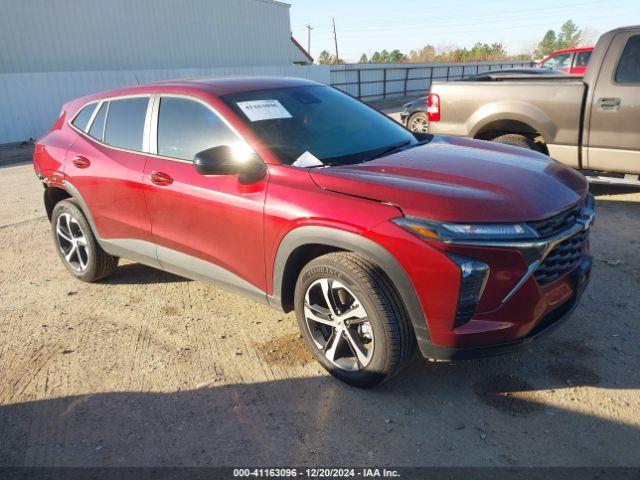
[0,66,330,143]
[0,0,294,73]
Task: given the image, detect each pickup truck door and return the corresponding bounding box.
[586,33,640,174]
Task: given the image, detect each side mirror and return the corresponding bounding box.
[193,145,266,184]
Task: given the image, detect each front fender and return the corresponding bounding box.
[269,225,430,345]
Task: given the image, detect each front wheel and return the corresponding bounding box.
[294,252,415,388]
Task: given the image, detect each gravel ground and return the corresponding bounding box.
[1,149,639,467]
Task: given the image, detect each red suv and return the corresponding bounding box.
[538,47,594,75]
[33,77,594,387]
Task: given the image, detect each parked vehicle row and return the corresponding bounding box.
[35,75,594,387]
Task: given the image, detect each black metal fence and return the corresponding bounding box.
[330,61,534,100]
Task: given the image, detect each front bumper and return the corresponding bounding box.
[417,256,592,360]
[371,194,596,361]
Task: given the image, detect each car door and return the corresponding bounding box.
[65,95,159,266]
[143,94,268,302]
[586,33,640,174]
[572,50,591,75]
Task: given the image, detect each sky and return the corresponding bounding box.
[288,0,640,62]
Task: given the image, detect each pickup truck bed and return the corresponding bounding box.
[431,78,585,168]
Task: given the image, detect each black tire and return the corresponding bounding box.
[407,112,429,133]
[51,199,118,282]
[294,252,415,388]
[491,133,537,150]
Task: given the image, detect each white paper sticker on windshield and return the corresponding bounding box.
[236,99,292,122]
[292,151,323,168]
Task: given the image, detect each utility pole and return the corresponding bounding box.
[332,17,339,62]
[305,24,313,56]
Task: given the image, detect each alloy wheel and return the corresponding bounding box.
[56,212,89,272]
[303,278,374,372]
[409,114,429,133]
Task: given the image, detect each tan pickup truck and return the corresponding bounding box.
[427,26,640,185]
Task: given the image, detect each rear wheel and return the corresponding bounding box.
[491,133,537,150]
[407,112,429,133]
[51,200,118,282]
[294,252,415,388]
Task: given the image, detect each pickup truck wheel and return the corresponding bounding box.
[294,252,415,388]
[491,133,536,150]
[51,200,119,282]
[407,112,429,133]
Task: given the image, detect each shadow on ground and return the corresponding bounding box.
[1,331,638,467]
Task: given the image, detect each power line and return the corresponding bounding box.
[290,0,625,29]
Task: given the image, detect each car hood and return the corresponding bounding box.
[309,136,588,223]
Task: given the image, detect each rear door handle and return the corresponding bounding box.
[72,156,91,169]
[597,97,621,110]
[149,171,173,186]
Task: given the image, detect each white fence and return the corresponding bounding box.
[331,60,534,100]
[0,65,330,144]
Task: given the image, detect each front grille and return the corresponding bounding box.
[529,205,582,237]
[534,230,588,285]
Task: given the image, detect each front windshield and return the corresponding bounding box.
[221,85,418,166]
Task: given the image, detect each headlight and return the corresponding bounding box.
[392,216,539,242]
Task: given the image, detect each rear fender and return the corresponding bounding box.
[468,101,556,141]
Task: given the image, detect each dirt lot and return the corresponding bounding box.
[1,148,639,467]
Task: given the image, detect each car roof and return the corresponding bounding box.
[544,46,594,57]
[72,76,323,106]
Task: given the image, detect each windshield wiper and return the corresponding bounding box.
[369,140,413,161]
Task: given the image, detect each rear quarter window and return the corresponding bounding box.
[71,103,97,131]
[88,102,108,141]
[615,35,640,84]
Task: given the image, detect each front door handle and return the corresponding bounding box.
[597,97,621,111]
[72,156,91,169]
[149,171,173,186]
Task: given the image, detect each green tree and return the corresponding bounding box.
[536,30,557,57]
[389,49,404,62]
[371,51,381,63]
[358,53,368,63]
[379,49,390,63]
[317,50,332,65]
[409,44,436,62]
[557,20,581,49]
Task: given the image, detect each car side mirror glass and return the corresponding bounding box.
[193,145,266,184]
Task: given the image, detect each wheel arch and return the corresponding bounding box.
[44,186,72,220]
[468,102,556,146]
[45,181,101,240]
[270,226,430,344]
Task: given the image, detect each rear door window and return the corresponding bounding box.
[104,97,149,151]
[615,35,640,84]
[156,97,238,161]
[88,102,108,141]
[72,103,97,131]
